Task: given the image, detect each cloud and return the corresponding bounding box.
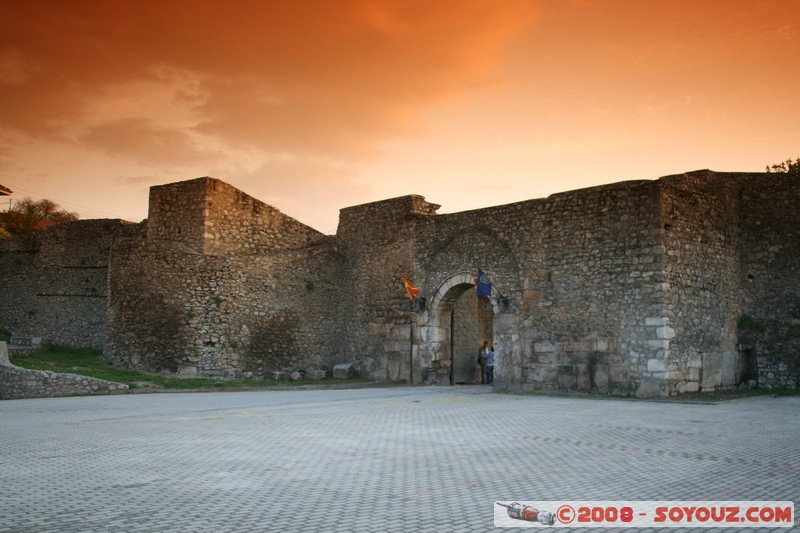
[222,156,374,234]
[0,0,537,168]
[79,118,214,165]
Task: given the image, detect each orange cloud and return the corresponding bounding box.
[0,0,537,164]
[79,118,212,165]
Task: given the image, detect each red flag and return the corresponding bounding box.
[401,275,420,301]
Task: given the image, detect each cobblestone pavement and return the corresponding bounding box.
[1,387,797,532]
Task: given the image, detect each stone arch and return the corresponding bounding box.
[416,271,504,384]
[428,271,504,316]
[425,226,521,316]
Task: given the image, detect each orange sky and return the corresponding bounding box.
[1,0,798,234]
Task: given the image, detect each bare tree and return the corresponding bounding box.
[766,157,800,174]
[0,197,79,237]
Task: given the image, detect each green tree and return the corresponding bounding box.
[766,157,800,174]
[0,197,79,237]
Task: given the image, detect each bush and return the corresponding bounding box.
[766,157,800,174]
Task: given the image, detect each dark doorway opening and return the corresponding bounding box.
[449,286,493,384]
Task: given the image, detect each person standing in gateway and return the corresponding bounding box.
[485,346,495,385]
[478,341,491,384]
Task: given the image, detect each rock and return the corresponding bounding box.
[290,371,302,381]
[305,369,326,381]
[0,341,9,366]
[333,363,355,379]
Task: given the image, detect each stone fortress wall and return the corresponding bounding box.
[103,178,345,378]
[0,171,797,398]
[0,219,131,350]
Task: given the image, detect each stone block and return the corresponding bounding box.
[592,338,611,352]
[645,317,669,326]
[592,364,610,393]
[333,363,355,379]
[386,356,400,380]
[557,341,590,352]
[534,341,555,353]
[383,340,403,352]
[576,364,591,391]
[557,366,577,389]
[527,364,556,383]
[306,369,326,381]
[635,380,663,398]
[389,325,411,340]
[498,314,518,332]
[177,366,198,377]
[10,336,44,347]
[609,364,629,383]
[367,323,390,336]
[523,289,540,301]
[538,353,556,364]
[0,341,8,366]
[647,358,666,372]
[656,326,676,339]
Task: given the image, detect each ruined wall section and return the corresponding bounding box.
[147,178,207,251]
[106,223,198,373]
[657,172,742,394]
[337,195,439,381]
[523,182,666,397]
[738,173,800,389]
[107,233,344,377]
[107,178,344,378]
[149,177,324,255]
[0,219,131,350]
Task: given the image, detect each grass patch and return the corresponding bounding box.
[0,329,11,342]
[9,346,369,391]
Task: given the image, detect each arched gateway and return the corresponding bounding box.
[415,272,501,385]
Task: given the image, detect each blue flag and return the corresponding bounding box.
[476,269,492,297]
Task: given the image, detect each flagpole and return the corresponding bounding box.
[408,281,414,385]
[398,273,419,385]
[409,314,414,385]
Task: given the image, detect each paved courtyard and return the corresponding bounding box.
[1,386,797,532]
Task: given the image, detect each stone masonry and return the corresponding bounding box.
[0,170,798,398]
[0,341,128,400]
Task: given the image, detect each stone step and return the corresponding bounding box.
[7,336,50,355]
[10,335,48,347]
